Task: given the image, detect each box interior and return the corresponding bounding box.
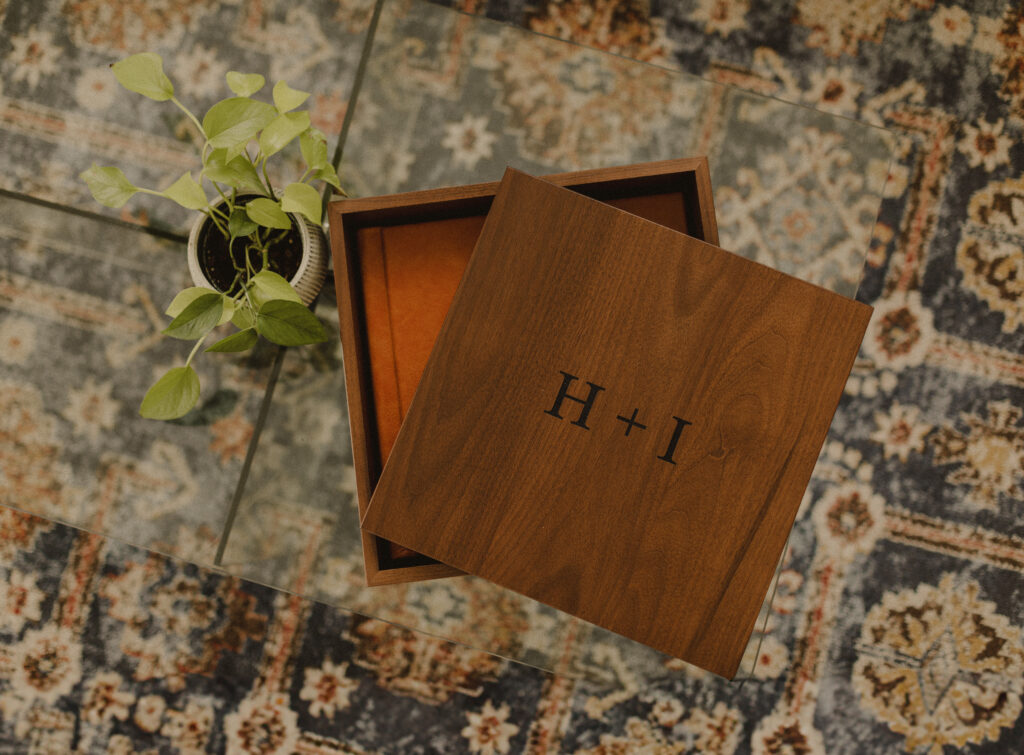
[343,175,701,569]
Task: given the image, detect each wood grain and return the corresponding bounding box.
[328,158,719,585]
[360,169,872,677]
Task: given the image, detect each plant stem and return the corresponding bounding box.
[185,332,209,367]
[209,202,232,224]
[245,244,257,277]
[170,96,206,142]
[227,238,245,276]
[260,159,275,198]
[203,207,229,237]
[241,279,256,315]
[211,182,234,228]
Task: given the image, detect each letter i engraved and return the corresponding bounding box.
[544,371,605,430]
[657,416,692,464]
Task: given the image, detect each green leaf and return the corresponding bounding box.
[226,71,265,97]
[224,140,250,163]
[162,292,223,340]
[245,197,291,230]
[218,294,237,325]
[258,111,310,158]
[256,300,327,345]
[249,269,302,307]
[168,290,234,324]
[160,171,208,210]
[273,80,310,112]
[205,328,258,353]
[228,207,258,239]
[140,366,200,420]
[203,149,263,191]
[203,97,278,149]
[300,128,328,170]
[231,304,255,330]
[165,287,214,317]
[281,182,322,225]
[314,163,342,191]
[80,164,139,208]
[111,53,174,101]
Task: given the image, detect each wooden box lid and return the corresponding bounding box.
[361,169,871,678]
[330,158,718,586]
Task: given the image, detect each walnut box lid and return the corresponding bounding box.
[328,158,719,587]
[360,168,872,678]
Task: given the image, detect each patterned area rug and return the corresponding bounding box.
[2,0,1024,752]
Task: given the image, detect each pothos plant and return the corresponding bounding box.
[82,53,343,421]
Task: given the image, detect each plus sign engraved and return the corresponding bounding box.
[544,370,691,465]
[615,408,647,436]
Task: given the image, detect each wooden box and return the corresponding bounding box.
[328,158,719,586]
[360,169,871,678]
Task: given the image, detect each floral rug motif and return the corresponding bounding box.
[2,0,1024,752]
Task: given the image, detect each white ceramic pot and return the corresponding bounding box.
[186,195,328,307]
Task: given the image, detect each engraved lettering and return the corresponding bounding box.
[615,408,647,436]
[544,371,605,430]
[657,416,692,464]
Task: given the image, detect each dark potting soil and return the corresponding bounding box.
[197,217,304,293]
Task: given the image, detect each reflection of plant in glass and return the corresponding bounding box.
[81,53,343,420]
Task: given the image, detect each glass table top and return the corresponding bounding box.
[0,0,894,687]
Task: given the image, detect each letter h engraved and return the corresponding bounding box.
[544,371,605,430]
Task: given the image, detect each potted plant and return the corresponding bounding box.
[81,53,343,420]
